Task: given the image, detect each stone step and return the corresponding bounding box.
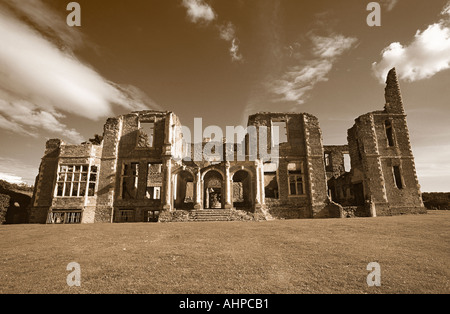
[189,210,233,222]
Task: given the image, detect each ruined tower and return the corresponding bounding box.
[347,68,425,216]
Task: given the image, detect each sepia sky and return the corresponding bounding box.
[0,0,449,192]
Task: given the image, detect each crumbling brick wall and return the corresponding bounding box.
[112,111,174,222]
[324,145,349,180]
[29,139,61,223]
[343,68,425,216]
[248,113,333,218]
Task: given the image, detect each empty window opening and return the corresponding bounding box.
[56,165,91,198]
[88,166,98,196]
[122,163,139,199]
[393,166,404,189]
[47,211,82,224]
[325,153,331,167]
[288,162,305,196]
[232,170,252,208]
[140,122,155,148]
[343,154,351,172]
[146,163,163,200]
[272,121,288,144]
[264,163,279,199]
[185,182,194,203]
[385,121,395,147]
[145,210,160,222]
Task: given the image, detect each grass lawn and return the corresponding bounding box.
[0,211,449,294]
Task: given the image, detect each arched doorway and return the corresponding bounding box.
[173,170,195,210]
[203,170,224,209]
[232,170,253,210]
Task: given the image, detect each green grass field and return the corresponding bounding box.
[1,211,449,294]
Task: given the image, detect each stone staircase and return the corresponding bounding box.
[189,210,234,222]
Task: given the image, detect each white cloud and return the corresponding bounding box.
[0,157,40,185]
[443,1,450,16]
[0,173,25,185]
[312,35,358,59]
[271,34,357,104]
[0,1,158,143]
[1,0,84,48]
[0,99,84,143]
[0,114,35,138]
[182,0,216,24]
[220,23,244,63]
[182,2,243,62]
[219,22,243,62]
[230,38,243,63]
[271,61,333,103]
[372,3,450,82]
[219,22,236,41]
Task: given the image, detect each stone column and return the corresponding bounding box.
[162,158,172,211]
[259,161,266,205]
[224,162,232,209]
[194,168,202,210]
[254,160,262,210]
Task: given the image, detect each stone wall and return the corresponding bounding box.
[29,71,427,223]
[247,113,334,218]
[265,197,310,219]
[29,139,61,223]
[324,145,349,180]
[343,68,425,217]
[95,117,122,223]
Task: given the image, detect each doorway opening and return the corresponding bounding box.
[203,170,224,209]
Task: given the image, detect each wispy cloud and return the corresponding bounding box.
[312,34,358,59]
[0,98,84,143]
[0,173,25,185]
[1,0,84,49]
[0,157,39,185]
[218,21,236,41]
[182,1,243,62]
[218,22,243,62]
[181,0,216,24]
[372,2,450,82]
[0,0,158,144]
[229,38,243,62]
[270,34,357,104]
[381,0,399,12]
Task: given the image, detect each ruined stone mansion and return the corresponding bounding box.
[29,68,426,224]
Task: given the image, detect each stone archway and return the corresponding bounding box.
[232,170,253,210]
[173,170,195,210]
[203,170,224,209]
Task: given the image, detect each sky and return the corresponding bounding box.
[0,0,449,192]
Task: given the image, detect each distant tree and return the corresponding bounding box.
[82,134,103,145]
[422,193,450,210]
[0,194,10,224]
[0,180,33,193]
